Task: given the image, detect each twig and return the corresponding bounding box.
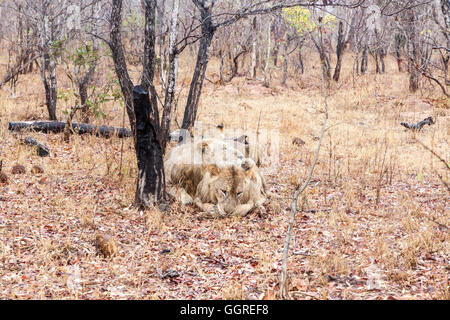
[424,215,449,234]
[279,65,329,300]
[414,139,449,171]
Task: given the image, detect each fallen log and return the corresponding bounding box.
[400,117,435,131]
[21,137,50,157]
[8,121,133,138]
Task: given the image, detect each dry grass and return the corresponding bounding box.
[0,49,448,299]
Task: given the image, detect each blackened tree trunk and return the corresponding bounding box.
[133,85,165,207]
[333,21,345,82]
[181,2,215,131]
[109,0,166,208]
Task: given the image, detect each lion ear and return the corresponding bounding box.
[207,164,220,176]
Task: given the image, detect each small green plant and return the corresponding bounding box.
[60,42,122,121]
[68,44,99,70]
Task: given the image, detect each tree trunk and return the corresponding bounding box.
[262,18,272,87]
[360,45,368,74]
[39,14,58,121]
[110,0,136,134]
[160,0,180,153]
[181,3,215,131]
[407,10,419,92]
[141,0,157,91]
[133,85,165,208]
[79,81,89,123]
[297,42,304,74]
[439,0,449,85]
[77,4,100,124]
[249,18,258,79]
[379,48,386,73]
[394,34,404,72]
[333,21,345,82]
[373,51,380,73]
[312,29,330,85]
[219,49,226,84]
[281,33,288,86]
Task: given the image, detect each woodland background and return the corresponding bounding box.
[0,0,448,299]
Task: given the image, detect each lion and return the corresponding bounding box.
[164,138,267,217]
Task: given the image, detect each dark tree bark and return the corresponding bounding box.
[108,0,168,208]
[79,82,89,122]
[181,1,215,131]
[297,40,305,74]
[77,64,97,123]
[40,45,58,121]
[282,37,288,86]
[333,21,345,82]
[141,0,161,140]
[360,45,368,74]
[371,49,380,73]
[141,0,157,91]
[133,86,165,207]
[379,48,386,73]
[109,0,136,134]
[407,9,420,92]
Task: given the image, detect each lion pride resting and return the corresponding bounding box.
[164,138,267,218]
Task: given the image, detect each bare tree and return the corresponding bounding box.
[107,0,180,207]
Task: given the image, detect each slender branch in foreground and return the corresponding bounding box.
[414,138,449,194]
[279,77,329,300]
[414,139,449,171]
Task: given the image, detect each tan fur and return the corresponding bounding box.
[165,139,266,217]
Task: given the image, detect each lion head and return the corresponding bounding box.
[194,159,266,217]
[165,138,267,217]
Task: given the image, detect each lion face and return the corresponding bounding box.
[205,165,250,215]
[195,161,266,217]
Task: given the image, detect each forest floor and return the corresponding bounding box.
[0,54,448,299]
